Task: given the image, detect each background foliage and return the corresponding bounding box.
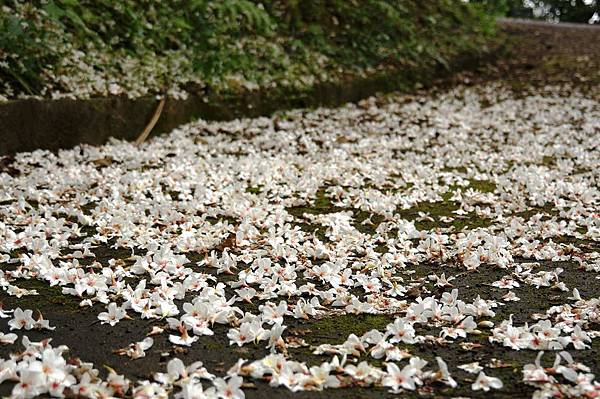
[0,0,493,100]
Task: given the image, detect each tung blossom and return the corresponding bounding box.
[472,372,503,392]
[98,303,127,326]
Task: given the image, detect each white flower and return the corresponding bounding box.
[265,323,286,352]
[169,329,198,347]
[458,362,483,374]
[227,321,267,347]
[387,319,416,344]
[0,359,18,384]
[472,372,503,391]
[502,291,520,302]
[259,300,288,325]
[235,287,257,303]
[117,337,154,359]
[33,311,55,331]
[0,333,17,344]
[98,302,126,326]
[522,352,551,383]
[382,363,417,392]
[155,358,214,384]
[11,370,45,398]
[309,363,340,389]
[106,371,130,397]
[8,308,35,330]
[0,304,13,318]
[434,357,457,388]
[558,325,591,350]
[344,361,380,382]
[213,375,245,399]
[175,380,211,399]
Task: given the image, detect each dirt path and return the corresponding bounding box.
[452,18,600,89]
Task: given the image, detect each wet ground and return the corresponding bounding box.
[1,244,599,398]
[0,19,599,399]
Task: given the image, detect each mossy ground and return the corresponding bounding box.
[1,178,597,398]
[0,18,599,399]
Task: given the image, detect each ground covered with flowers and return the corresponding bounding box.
[0,81,599,398]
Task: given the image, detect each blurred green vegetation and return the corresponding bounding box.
[0,0,495,99]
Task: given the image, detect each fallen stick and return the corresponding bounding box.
[135,96,166,146]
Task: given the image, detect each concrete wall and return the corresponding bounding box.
[0,52,493,155]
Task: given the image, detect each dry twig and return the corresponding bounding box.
[135,96,166,146]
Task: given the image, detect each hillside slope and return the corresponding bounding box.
[0,0,494,101]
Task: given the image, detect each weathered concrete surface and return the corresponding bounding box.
[498,17,600,30]
[1,96,153,153]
